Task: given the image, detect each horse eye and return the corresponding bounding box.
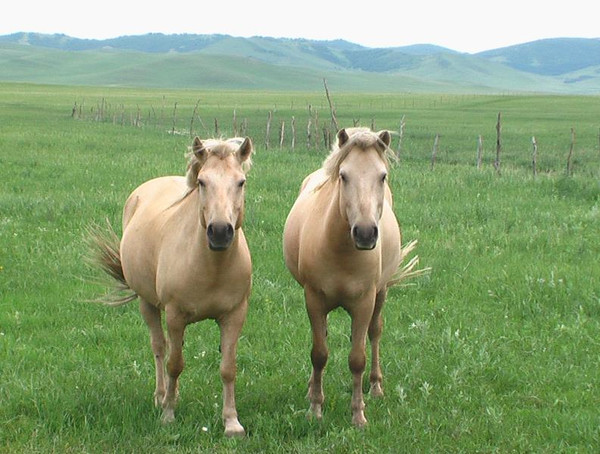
[381,173,387,183]
[197,179,206,188]
[238,179,246,188]
[339,172,347,183]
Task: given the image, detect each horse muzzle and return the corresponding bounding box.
[207,222,235,251]
[351,223,378,250]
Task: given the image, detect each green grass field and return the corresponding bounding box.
[1,82,600,452]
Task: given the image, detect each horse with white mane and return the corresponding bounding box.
[283,127,422,427]
[91,136,253,437]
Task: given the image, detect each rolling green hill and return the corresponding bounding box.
[1,33,599,93]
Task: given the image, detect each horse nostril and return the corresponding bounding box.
[351,223,378,250]
[207,222,235,250]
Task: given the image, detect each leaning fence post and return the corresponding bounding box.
[190,99,200,137]
[396,115,405,159]
[323,78,339,131]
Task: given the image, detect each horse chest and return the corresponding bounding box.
[300,249,380,301]
[156,256,251,321]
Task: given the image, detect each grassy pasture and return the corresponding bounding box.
[1,82,600,452]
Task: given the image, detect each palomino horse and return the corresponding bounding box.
[284,127,417,427]
[92,136,253,437]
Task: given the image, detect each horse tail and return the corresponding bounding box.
[386,240,431,288]
[86,220,138,306]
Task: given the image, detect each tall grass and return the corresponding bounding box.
[1,83,599,452]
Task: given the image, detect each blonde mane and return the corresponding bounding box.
[322,128,395,180]
[185,137,253,189]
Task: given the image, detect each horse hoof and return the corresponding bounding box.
[161,410,175,425]
[307,403,323,420]
[370,383,384,398]
[224,422,245,438]
[352,413,367,428]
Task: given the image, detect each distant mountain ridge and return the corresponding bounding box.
[478,37,600,76]
[1,32,600,93]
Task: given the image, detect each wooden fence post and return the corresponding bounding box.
[532,136,538,177]
[397,115,405,159]
[323,78,339,131]
[190,99,200,137]
[279,121,285,149]
[291,116,296,150]
[477,135,483,169]
[171,102,178,135]
[314,109,320,148]
[431,134,440,170]
[566,127,575,176]
[233,109,238,137]
[265,111,272,149]
[240,118,248,137]
[323,127,331,150]
[494,112,501,175]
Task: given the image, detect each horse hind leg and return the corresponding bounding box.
[368,289,386,398]
[139,299,166,408]
[305,287,329,420]
[217,300,248,437]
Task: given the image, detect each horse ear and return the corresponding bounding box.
[337,129,349,147]
[192,136,207,160]
[377,130,391,150]
[237,137,253,163]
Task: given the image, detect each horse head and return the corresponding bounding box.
[188,136,253,251]
[334,128,391,250]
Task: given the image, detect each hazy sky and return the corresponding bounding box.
[2,0,598,53]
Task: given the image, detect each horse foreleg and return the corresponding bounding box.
[217,300,248,437]
[368,289,386,397]
[348,293,376,428]
[139,299,166,407]
[162,309,186,424]
[305,287,328,420]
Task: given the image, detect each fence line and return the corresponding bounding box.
[71,100,598,176]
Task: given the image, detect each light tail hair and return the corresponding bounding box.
[85,220,137,306]
[387,240,431,288]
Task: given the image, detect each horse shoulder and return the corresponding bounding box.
[120,176,189,302]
